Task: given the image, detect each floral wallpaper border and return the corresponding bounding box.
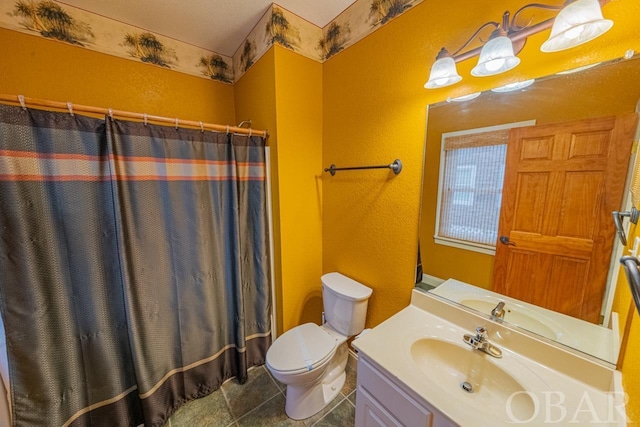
[0,0,235,83]
[322,0,423,61]
[232,4,323,80]
[0,0,423,84]
[233,0,423,81]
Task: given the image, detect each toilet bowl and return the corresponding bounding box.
[266,272,372,420]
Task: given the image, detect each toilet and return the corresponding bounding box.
[265,272,372,420]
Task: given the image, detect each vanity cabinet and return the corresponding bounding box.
[355,355,456,427]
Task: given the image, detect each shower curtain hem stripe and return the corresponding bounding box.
[138,333,270,399]
[61,385,138,427]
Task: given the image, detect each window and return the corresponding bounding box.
[435,121,535,254]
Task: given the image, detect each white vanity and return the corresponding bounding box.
[353,289,626,426]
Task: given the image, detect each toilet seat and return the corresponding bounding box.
[266,323,337,374]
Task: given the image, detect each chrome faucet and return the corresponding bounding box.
[491,301,506,320]
[463,326,502,358]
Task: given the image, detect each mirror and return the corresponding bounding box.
[418,55,640,365]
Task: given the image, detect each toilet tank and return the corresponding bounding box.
[321,272,373,336]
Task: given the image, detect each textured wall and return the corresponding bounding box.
[234,46,323,334]
[273,47,324,332]
[622,310,640,421]
[615,220,640,421]
[322,5,430,327]
[0,28,235,124]
[233,49,282,331]
[321,1,640,409]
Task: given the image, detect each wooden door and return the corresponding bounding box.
[493,114,638,323]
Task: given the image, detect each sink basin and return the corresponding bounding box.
[460,298,560,341]
[410,338,535,421]
[353,290,624,426]
[429,279,622,363]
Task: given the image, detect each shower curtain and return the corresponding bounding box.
[0,104,271,426]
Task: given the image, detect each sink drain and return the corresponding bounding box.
[461,381,474,393]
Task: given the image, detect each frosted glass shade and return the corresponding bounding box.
[540,0,613,52]
[448,92,481,102]
[425,57,462,89]
[471,36,520,77]
[491,79,535,93]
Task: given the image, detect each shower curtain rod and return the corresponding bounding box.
[0,94,269,138]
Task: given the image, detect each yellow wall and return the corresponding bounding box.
[273,47,324,332]
[421,60,640,289]
[2,24,325,339]
[324,0,638,328]
[0,28,235,124]
[615,219,640,421]
[623,311,640,421]
[323,2,640,419]
[323,0,640,419]
[235,46,323,334]
[233,49,283,332]
[322,10,428,326]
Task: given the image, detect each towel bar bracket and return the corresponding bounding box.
[612,206,640,246]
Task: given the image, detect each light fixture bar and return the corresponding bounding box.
[425,0,612,89]
[450,0,610,63]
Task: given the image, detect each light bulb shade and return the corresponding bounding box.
[447,92,481,102]
[491,79,535,93]
[424,57,462,89]
[471,36,520,77]
[540,0,613,52]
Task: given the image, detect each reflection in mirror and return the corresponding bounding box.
[418,55,640,365]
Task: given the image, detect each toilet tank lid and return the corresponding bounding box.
[321,272,372,301]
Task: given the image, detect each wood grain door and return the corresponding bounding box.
[493,114,638,323]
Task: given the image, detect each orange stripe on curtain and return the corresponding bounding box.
[0,151,266,181]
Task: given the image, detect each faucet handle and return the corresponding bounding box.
[475,326,487,338]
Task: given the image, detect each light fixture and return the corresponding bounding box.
[424,0,612,89]
[447,92,482,102]
[471,35,520,77]
[555,62,601,74]
[424,55,462,88]
[491,79,535,92]
[540,0,613,52]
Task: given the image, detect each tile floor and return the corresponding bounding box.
[166,358,357,427]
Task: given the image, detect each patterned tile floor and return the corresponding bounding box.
[166,360,357,427]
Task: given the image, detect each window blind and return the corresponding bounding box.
[438,129,509,246]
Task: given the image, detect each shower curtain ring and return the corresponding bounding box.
[67,102,74,116]
[199,121,204,133]
[248,128,252,137]
[226,125,230,135]
[108,108,114,119]
[143,113,148,126]
[175,118,179,130]
[18,95,26,111]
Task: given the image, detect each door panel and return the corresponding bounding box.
[568,130,611,159]
[521,137,554,160]
[558,172,604,239]
[513,173,548,233]
[493,114,638,322]
[546,256,590,317]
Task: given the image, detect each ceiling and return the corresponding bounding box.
[57,0,357,57]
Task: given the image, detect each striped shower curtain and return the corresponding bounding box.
[0,104,271,426]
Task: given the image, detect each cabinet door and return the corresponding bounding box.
[357,358,433,427]
[356,388,403,427]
